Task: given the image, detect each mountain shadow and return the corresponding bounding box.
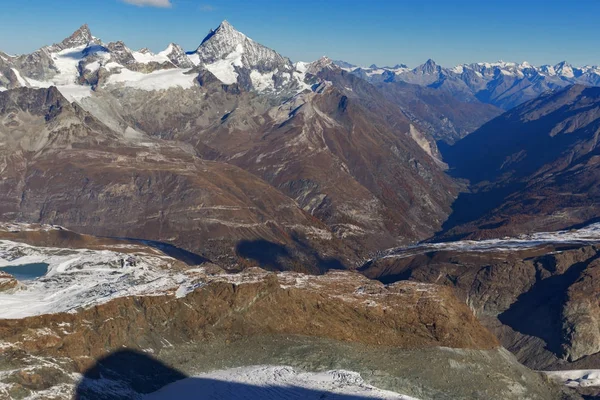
[436,182,524,237]
[75,349,387,399]
[498,254,598,357]
[75,349,187,400]
[108,237,211,266]
[236,238,346,274]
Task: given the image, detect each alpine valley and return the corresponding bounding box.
[0,20,599,400]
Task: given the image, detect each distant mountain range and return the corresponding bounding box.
[335,59,600,109]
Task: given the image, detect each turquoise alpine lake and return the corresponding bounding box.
[0,263,49,280]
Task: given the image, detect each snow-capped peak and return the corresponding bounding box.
[212,20,239,38]
[192,20,291,68]
[306,56,338,75]
[519,61,532,69]
[131,42,194,68]
[196,20,248,54]
[54,24,95,51]
[415,59,440,75]
[189,20,301,92]
[554,61,574,78]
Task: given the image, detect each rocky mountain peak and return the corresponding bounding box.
[198,20,246,49]
[163,42,194,68]
[215,20,236,35]
[416,59,439,74]
[306,56,338,75]
[192,20,293,88]
[55,24,94,50]
[554,60,574,77]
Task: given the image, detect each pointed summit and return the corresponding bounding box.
[415,59,439,75]
[217,20,235,31]
[554,61,574,78]
[162,42,194,68]
[193,20,290,71]
[199,20,244,47]
[57,24,94,50]
[307,56,338,75]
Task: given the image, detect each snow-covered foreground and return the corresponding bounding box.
[0,239,189,318]
[380,222,600,260]
[543,370,600,388]
[145,366,418,400]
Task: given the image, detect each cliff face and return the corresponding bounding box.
[0,269,499,365]
[361,240,600,369]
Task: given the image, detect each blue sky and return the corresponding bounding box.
[1,0,599,67]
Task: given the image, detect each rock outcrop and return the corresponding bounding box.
[361,238,600,369]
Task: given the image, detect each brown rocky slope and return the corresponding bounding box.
[89,63,458,255]
[361,241,600,371]
[0,86,357,271]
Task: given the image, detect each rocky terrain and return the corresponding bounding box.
[360,222,600,371]
[372,80,503,143]
[0,86,360,271]
[0,223,573,399]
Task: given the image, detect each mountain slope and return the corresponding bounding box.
[373,80,503,143]
[0,226,565,400]
[0,86,356,271]
[360,222,600,369]
[441,84,600,238]
[88,54,459,254]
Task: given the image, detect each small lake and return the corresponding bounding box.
[0,263,49,281]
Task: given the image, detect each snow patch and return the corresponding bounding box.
[203,43,244,85]
[132,44,176,64]
[378,221,600,261]
[250,70,275,92]
[544,370,600,388]
[105,68,196,91]
[0,240,185,318]
[145,365,419,399]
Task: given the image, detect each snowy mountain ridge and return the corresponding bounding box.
[336,58,600,109]
[0,21,314,98]
[3,21,598,110]
[337,59,600,81]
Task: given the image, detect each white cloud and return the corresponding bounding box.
[122,0,172,8]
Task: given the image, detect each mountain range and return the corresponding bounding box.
[1,19,600,400]
[0,22,464,269]
[336,59,600,110]
[3,20,600,266]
